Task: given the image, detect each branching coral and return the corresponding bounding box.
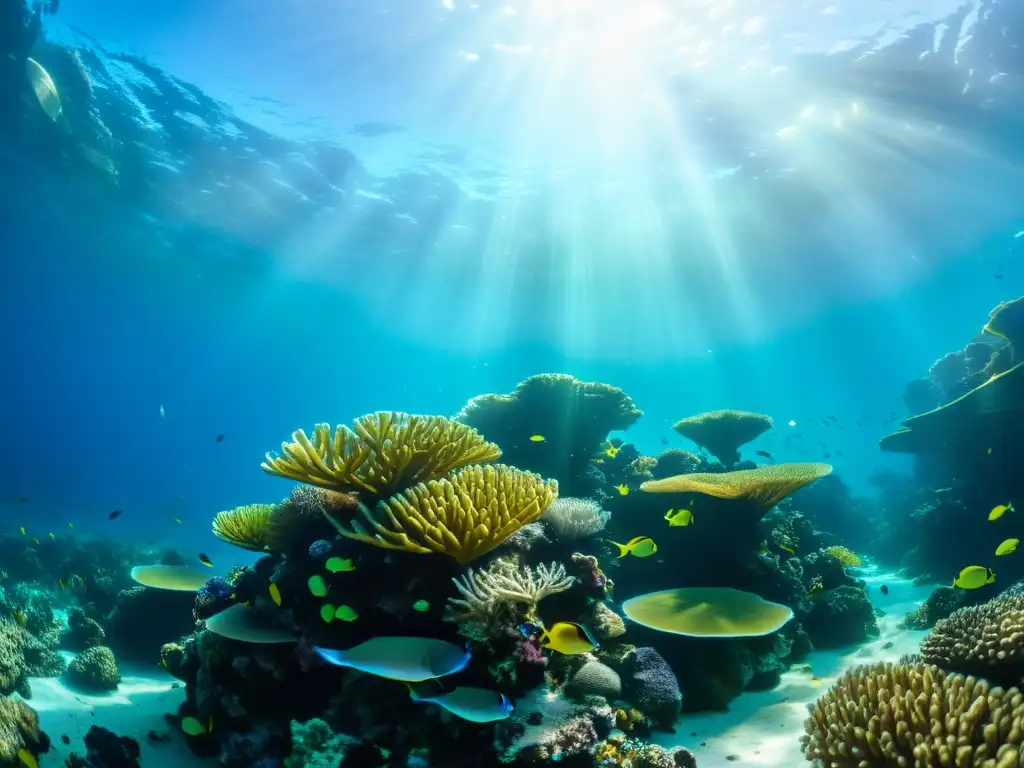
[541,497,610,541]
[262,412,501,498]
[212,504,274,551]
[326,464,558,564]
[446,560,573,627]
[802,661,1024,766]
[920,592,1024,682]
[640,463,832,516]
[823,545,862,568]
[671,409,773,466]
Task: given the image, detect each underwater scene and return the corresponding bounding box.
[3,0,1024,766]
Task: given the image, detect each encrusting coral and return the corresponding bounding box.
[671,409,773,466]
[446,560,574,624]
[640,463,833,516]
[802,661,1024,767]
[212,503,274,552]
[919,591,1024,683]
[262,412,501,500]
[822,545,862,568]
[325,464,558,564]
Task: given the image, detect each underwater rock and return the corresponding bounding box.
[62,607,106,651]
[621,647,682,728]
[66,725,140,768]
[105,585,196,662]
[901,586,963,630]
[0,697,48,766]
[159,642,187,680]
[66,645,120,691]
[566,661,621,702]
[803,585,879,649]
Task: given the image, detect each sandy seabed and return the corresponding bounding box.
[655,564,935,767]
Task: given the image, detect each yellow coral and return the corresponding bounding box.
[211,504,274,551]
[640,463,832,514]
[261,412,501,499]
[326,464,558,564]
[671,409,773,465]
[823,545,862,567]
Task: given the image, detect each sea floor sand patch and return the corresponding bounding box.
[657,565,935,766]
[24,657,214,767]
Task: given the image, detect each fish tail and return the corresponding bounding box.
[313,647,347,667]
[607,540,630,558]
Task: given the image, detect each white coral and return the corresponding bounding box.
[542,498,610,541]
[446,560,574,623]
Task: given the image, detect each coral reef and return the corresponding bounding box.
[671,409,773,467]
[446,560,573,631]
[802,661,1024,766]
[66,725,140,768]
[803,585,879,649]
[62,607,106,651]
[902,585,964,630]
[540,497,610,542]
[620,647,682,728]
[0,697,48,766]
[105,585,195,662]
[284,718,353,767]
[67,645,121,691]
[265,487,357,557]
[212,504,274,552]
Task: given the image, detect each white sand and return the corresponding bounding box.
[25,654,214,767]
[657,565,936,766]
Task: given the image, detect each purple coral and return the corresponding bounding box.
[622,647,682,728]
[508,628,547,667]
[200,577,233,600]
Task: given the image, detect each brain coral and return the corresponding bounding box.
[802,661,1024,767]
[67,645,121,691]
[920,591,1024,684]
[566,661,621,701]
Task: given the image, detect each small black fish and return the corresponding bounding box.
[108,509,123,520]
[880,585,889,595]
[994,273,1003,279]
[198,553,213,568]
[660,438,669,446]
[215,434,224,443]
[755,450,773,460]
[61,734,70,745]
[836,450,844,457]
[14,497,28,503]
[823,452,831,459]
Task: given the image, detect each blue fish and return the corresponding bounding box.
[408,685,514,723]
[314,636,471,681]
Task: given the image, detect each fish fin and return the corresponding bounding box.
[312,647,347,667]
[607,540,629,558]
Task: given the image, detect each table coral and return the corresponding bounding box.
[671,409,773,467]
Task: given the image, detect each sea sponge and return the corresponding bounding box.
[802,661,1024,766]
[920,592,1024,683]
[640,463,833,516]
[263,486,356,556]
[671,409,773,466]
[262,412,501,499]
[0,697,45,766]
[67,645,121,691]
[541,497,610,541]
[621,587,794,638]
[326,464,558,564]
[822,545,862,567]
[566,661,621,701]
[212,503,274,551]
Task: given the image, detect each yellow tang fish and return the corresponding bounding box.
[48,533,55,540]
[615,484,630,496]
[664,509,694,527]
[19,527,25,536]
[32,538,39,545]
[172,517,182,524]
[808,582,823,597]
[180,716,209,736]
[604,443,620,459]
[412,599,430,612]
[529,435,546,442]
[953,565,995,590]
[779,544,796,555]
[989,502,1014,521]
[68,522,74,529]
[321,604,335,623]
[268,582,282,606]
[325,557,355,573]
[520,621,598,655]
[608,536,657,558]
[335,605,359,622]
[996,538,1020,556]
[308,575,327,597]
[16,748,37,768]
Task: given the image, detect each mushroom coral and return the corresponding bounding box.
[639,463,832,516]
[621,587,793,638]
[802,661,1024,767]
[262,412,501,501]
[671,409,772,466]
[920,591,1024,685]
[211,503,274,552]
[326,464,558,565]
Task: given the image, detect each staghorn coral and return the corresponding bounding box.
[541,497,610,541]
[920,592,1024,683]
[801,661,1024,767]
[212,503,274,551]
[262,412,501,499]
[640,463,832,516]
[446,560,574,627]
[327,464,558,564]
[823,545,862,568]
[671,409,773,466]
